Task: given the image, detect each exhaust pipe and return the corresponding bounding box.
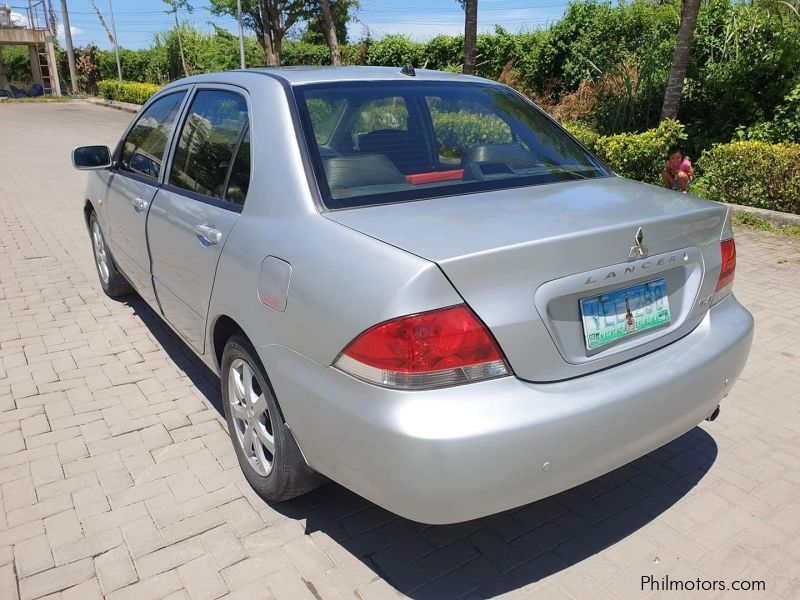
[706,405,720,422]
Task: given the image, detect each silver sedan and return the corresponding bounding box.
[73,67,753,524]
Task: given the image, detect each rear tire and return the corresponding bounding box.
[221,333,322,501]
[89,211,132,298]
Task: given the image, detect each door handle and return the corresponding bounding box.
[132,197,149,213]
[194,224,222,246]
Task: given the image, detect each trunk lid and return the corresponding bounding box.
[325,177,729,382]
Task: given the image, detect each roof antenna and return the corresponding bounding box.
[401,63,416,77]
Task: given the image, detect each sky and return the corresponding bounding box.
[10,0,572,51]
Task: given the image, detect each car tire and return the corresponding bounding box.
[221,333,322,502]
[88,211,132,298]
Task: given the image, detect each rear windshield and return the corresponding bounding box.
[294,80,610,209]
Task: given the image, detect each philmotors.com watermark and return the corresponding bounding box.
[641,575,766,592]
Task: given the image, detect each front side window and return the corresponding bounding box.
[295,82,610,209]
[120,91,186,180]
[169,90,249,202]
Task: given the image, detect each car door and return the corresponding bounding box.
[103,90,189,306]
[147,87,251,352]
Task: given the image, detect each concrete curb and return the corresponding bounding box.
[725,202,800,229]
[86,98,141,114]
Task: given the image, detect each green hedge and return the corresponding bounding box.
[98,80,161,105]
[698,141,800,214]
[565,119,686,184]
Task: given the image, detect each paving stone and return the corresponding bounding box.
[0,520,45,549]
[177,554,227,600]
[81,502,147,535]
[105,569,183,600]
[18,557,94,600]
[52,528,124,566]
[94,545,138,595]
[14,535,54,578]
[29,456,64,487]
[72,484,110,521]
[120,516,163,559]
[134,537,205,579]
[21,415,50,439]
[0,431,26,456]
[198,524,245,570]
[61,578,102,600]
[0,563,18,600]
[43,509,82,549]
[7,495,73,528]
[3,476,37,512]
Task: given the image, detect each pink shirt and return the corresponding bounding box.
[665,158,692,174]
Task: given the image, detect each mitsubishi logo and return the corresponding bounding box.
[628,227,649,260]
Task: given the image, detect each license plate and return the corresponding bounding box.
[580,278,671,350]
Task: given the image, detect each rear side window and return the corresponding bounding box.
[120,91,185,180]
[225,129,250,205]
[169,90,249,202]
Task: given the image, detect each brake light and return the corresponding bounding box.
[334,305,509,389]
[712,238,736,305]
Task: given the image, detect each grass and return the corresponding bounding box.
[733,211,800,238]
[0,95,86,103]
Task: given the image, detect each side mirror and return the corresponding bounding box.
[72,145,112,170]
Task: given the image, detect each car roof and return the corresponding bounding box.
[161,66,496,90]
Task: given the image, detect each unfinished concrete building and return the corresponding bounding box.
[0,1,61,96]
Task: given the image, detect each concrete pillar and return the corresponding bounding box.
[28,45,44,87]
[43,37,61,96]
[0,46,10,91]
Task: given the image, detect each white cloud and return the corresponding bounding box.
[56,23,84,45]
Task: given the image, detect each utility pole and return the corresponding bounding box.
[59,0,78,94]
[236,0,245,69]
[108,0,122,80]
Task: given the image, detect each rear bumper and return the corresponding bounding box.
[262,295,753,524]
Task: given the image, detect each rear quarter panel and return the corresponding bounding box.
[204,74,461,373]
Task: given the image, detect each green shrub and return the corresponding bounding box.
[565,119,686,184]
[367,35,425,67]
[282,42,331,66]
[430,109,512,157]
[736,80,800,144]
[698,141,800,214]
[97,80,161,105]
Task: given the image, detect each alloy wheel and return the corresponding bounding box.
[92,221,110,285]
[228,358,275,476]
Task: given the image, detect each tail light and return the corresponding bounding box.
[334,304,510,389]
[712,238,736,305]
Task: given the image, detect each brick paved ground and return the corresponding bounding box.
[0,102,798,600]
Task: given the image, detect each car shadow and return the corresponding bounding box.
[126,295,718,599]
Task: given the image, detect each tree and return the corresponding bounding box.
[661,0,701,120]
[320,0,341,65]
[164,0,193,77]
[302,0,356,46]
[459,0,478,75]
[209,0,309,66]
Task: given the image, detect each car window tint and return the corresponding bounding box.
[120,92,185,180]
[295,81,611,209]
[352,97,408,147]
[426,96,515,164]
[225,129,250,205]
[305,96,347,144]
[169,90,248,201]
